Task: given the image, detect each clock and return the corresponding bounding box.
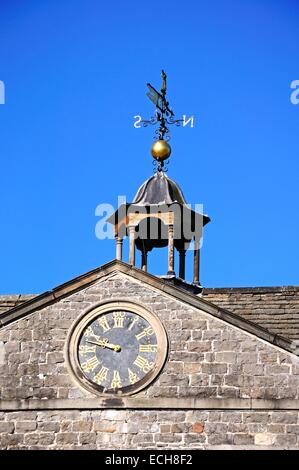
[66,301,168,396]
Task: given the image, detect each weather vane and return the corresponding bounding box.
[141,70,184,172]
[145,70,179,140]
[133,70,195,172]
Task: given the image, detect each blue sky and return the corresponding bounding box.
[0,0,298,293]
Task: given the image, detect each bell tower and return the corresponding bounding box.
[107,71,210,285]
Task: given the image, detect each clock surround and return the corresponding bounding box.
[66,300,168,396]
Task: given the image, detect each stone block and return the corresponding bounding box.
[171,423,190,433]
[222,412,242,423]
[191,330,203,340]
[271,412,298,424]
[38,432,56,446]
[215,352,236,363]
[207,433,231,445]
[192,422,205,433]
[154,433,182,443]
[243,413,270,424]
[213,340,239,352]
[182,320,207,330]
[254,433,275,446]
[189,374,209,386]
[0,433,24,447]
[160,425,171,433]
[8,352,30,364]
[56,433,78,445]
[47,352,64,364]
[159,373,188,387]
[93,421,116,433]
[132,433,154,444]
[201,363,227,374]
[275,434,297,447]
[4,342,20,353]
[205,422,228,434]
[183,362,201,374]
[72,421,92,432]
[184,433,206,444]
[79,433,96,445]
[15,421,37,432]
[265,365,290,375]
[0,422,14,433]
[237,353,258,365]
[202,330,221,340]
[187,341,211,353]
[233,433,254,445]
[38,422,60,432]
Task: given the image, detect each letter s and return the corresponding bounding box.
[133,115,142,128]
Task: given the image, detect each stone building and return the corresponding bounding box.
[0,121,299,449]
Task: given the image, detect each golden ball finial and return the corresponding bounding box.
[151,140,171,161]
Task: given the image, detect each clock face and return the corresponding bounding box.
[67,302,168,396]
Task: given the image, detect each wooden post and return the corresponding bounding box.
[167,224,175,275]
[129,226,135,266]
[193,239,200,284]
[115,236,123,261]
[179,249,186,280]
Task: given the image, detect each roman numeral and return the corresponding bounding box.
[83,326,95,338]
[133,355,154,373]
[128,368,140,385]
[135,326,154,341]
[81,356,99,373]
[128,317,138,331]
[93,366,109,385]
[79,344,96,355]
[111,370,122,388]
[139,344,158,353]
[98,316,111,332]
[112,311,126,328]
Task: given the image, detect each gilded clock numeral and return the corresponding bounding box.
[128,368,140,384]
[134,355,154,373]
[81,355,99,373]
[98,316,111,332]
[79,344,96,355]
[139,344,158,353]
[111,370,122,388]
[135,326,154,341]
[112,311,126,328]
[84,326,95,338]
[128,317,138,331]
[93,366,109,385]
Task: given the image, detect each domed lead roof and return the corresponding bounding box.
[133,172,187,206]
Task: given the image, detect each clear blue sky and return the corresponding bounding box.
[0,0,298,293]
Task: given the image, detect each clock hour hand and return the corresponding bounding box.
[87,338,121,352]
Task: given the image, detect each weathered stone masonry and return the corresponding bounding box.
[0,264,299,449]
[1,410,299,450]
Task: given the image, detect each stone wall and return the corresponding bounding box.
[1,410,298,450]
[0,271,299,449]
[2,285,299,341]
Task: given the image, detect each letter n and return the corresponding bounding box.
[182,114,194,127]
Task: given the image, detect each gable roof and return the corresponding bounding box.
[0,260,297,356]
[203,286,299,342]
[0,295,35,315]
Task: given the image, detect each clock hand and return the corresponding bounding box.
[86,338,121,352]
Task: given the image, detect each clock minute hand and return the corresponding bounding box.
[87,338,121,352]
